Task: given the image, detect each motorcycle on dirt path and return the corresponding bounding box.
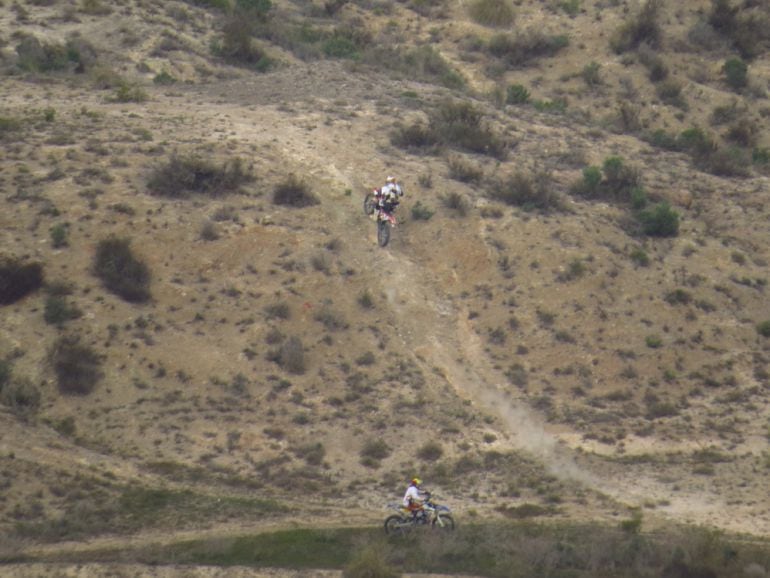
[383,493,455,536]
[363,190,397,248]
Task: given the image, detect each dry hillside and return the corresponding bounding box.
[1,0,770,570]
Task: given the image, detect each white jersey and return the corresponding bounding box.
[403,485,423,507]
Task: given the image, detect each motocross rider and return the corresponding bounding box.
[375,176,404,215]
[403,477,428,520]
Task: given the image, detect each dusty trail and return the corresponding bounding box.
[374,234,770,536]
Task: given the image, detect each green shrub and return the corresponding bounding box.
[638,202,679,237]
[272,175,319,207]
[757,321,770,338]
[322,36,359,59]
[93,237,151,302]
[0,257,44,305]
[581,61,602,86]
[723,57,748,91]
[153,71,177,85]
[506,83,530,104]
[572,165,602,197]
[44,295,82,326]
[532,97,567,114]
[50,336,103,395]
[645,335,663,348]
[467,0,514,28]
[570,157,640,203]
[610,0,663,53]
[629,247,650,266]
[50,223,68,248]
[411,201,435,220]
[489,170,561,211]
[147,154,253,198]
[112,81,147,102]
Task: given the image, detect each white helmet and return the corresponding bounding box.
[386,176,396,184]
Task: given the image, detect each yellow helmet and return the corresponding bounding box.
[411,477,422,485]
[386,176,396,184]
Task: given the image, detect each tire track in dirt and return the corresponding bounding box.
[373,235,770,535]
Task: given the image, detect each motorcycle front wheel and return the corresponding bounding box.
[384,514,411,536]
[432,514,455,531]
[377,219,390,247]
[364,193,376,216]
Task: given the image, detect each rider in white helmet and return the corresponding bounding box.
[377,176,404,214]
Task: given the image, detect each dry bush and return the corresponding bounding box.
[93,237,151,303]
[272,175,319,207]
[467,0,514,28]
[429,100,506,159]
[0,257,43,305]
[50,335,103,395]
[15,34,97,74]
[447,155,484,183]
[610,0,663,53]
[489,170,562,211]
[441,192,470,216]
[1,377,41,416]
[147,154,253,198]
[275,335,306,374]
[487,30,569,68]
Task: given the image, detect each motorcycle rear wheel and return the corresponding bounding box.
[432,514,455,531]
[384,514,411,536]
[377,219,390,247]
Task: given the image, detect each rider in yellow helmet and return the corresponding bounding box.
[403,477,427,520]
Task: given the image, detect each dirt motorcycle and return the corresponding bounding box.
[363,189,397,248]
[383,492,455,535]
